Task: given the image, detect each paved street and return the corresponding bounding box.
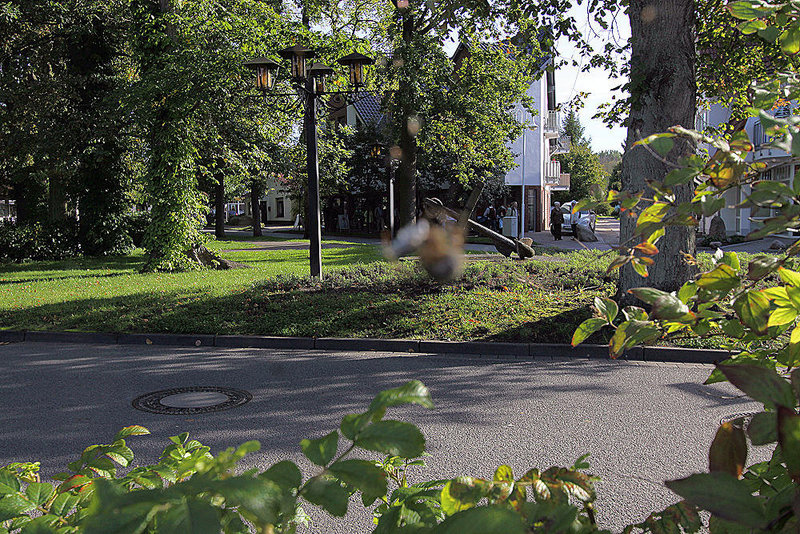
[0,342,760,532]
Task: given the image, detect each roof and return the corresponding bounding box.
[352,92,388,128]
[453,33,553,74]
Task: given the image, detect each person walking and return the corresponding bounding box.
[550,202,564,241]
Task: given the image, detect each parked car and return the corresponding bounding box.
[560,202,597,234]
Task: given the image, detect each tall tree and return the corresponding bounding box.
[561,109,587,146]
[617,0,697,300]
[382,1,536,226]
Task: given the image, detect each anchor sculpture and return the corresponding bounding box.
[422,197,535,259]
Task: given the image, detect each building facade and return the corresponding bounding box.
[452,43,570,234]
[700,102,797,237]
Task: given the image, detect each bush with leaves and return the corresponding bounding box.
[565,0,800,531]
[0,381,615,534]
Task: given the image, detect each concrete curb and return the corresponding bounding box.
[0,330,731,364]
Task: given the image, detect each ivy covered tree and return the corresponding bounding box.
[127,0,293,271]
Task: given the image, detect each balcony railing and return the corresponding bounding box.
[544,160,561,184]
[543,110,560,138]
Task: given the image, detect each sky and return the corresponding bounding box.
[554,6,631,153]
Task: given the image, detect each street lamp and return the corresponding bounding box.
[245,46,374,279]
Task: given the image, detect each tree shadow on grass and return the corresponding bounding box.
[0,255,144,275]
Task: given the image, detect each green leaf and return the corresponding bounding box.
[328,459,387,497]
[634,133,675,156]
[593,296,618,323]
[780,26,800,55]
[571,318,606,347]
[733,290,771,335]
[260,461,302,491]
[433,505,526,534]
[157,499,220,534]
[757,26,781,43]
[708,423,747,478]
[25,483,53,507]
[727,1,777,19]
[609,320,660,357]
[747,412,777,445]
[369,381,434,411]
[113,426,150,442]
[651,294,693,321]
[0,471,21,495]
[747,256,781,281]
[721,252,741,271]
[664,167,701,187]
[622,306,648,321]
[777,406,800,483]
[677,282,698,304]
[440,479,489,516]
[768,306,797,327]
[340,412,372,441]
[301,477,349,517]
[49,492,79,517]
[355,421,425,458]
[779,267,800,287]
[0,494,36,522]
[737,18,767,34]
[696,264,740,292]
[300,431,339,467]
[628,287,671,305]
[666,472,766,528]
[717,364,795,408]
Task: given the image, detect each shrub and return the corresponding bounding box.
[0,382,608,534]
[0,220,81,262]
[122,211,152,248]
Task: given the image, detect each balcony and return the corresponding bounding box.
[550,135,571,156]
[543,110,560,139]
[544,160,570,190]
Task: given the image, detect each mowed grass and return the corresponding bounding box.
[0,237,615,343]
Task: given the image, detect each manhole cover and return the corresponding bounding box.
[720,411,759,425]
[132,387,252,415]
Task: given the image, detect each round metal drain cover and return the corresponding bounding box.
[132,387,252,415]
[720,411,758,425]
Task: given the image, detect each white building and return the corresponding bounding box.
[452,43,570,233]
[700,101,797,237]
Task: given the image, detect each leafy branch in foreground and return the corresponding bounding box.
[0,381,608,534]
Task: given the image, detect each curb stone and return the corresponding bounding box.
[316,337,419,352]
[25,331,118,344]
[216,335,315,349]
[0,330,727,364]
[117,333,216,347]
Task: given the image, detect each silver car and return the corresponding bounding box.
[561,202,596,234]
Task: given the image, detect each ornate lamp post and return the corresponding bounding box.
[245,47,373,279]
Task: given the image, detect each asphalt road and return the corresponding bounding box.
[0,342,761,532]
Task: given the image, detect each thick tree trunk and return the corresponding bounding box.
[618,0,698,304]
[395,13,418,228]
[250,184,262,237]
[215,174,225,239]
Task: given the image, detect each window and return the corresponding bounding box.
[276,198,285,218]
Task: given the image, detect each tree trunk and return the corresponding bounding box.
[215,174,225,239]
[47,172,68,223]
[618,0,698,304]
[395,12,418,228]
[250,183,262,237]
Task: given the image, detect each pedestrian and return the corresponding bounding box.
[508,201,519,217]
[550,202,564,241]
[497,204,506,231]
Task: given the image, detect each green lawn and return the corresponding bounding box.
[0,239,614,343]
[3,240,781,344]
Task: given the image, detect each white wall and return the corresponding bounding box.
[505,78,546,187]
